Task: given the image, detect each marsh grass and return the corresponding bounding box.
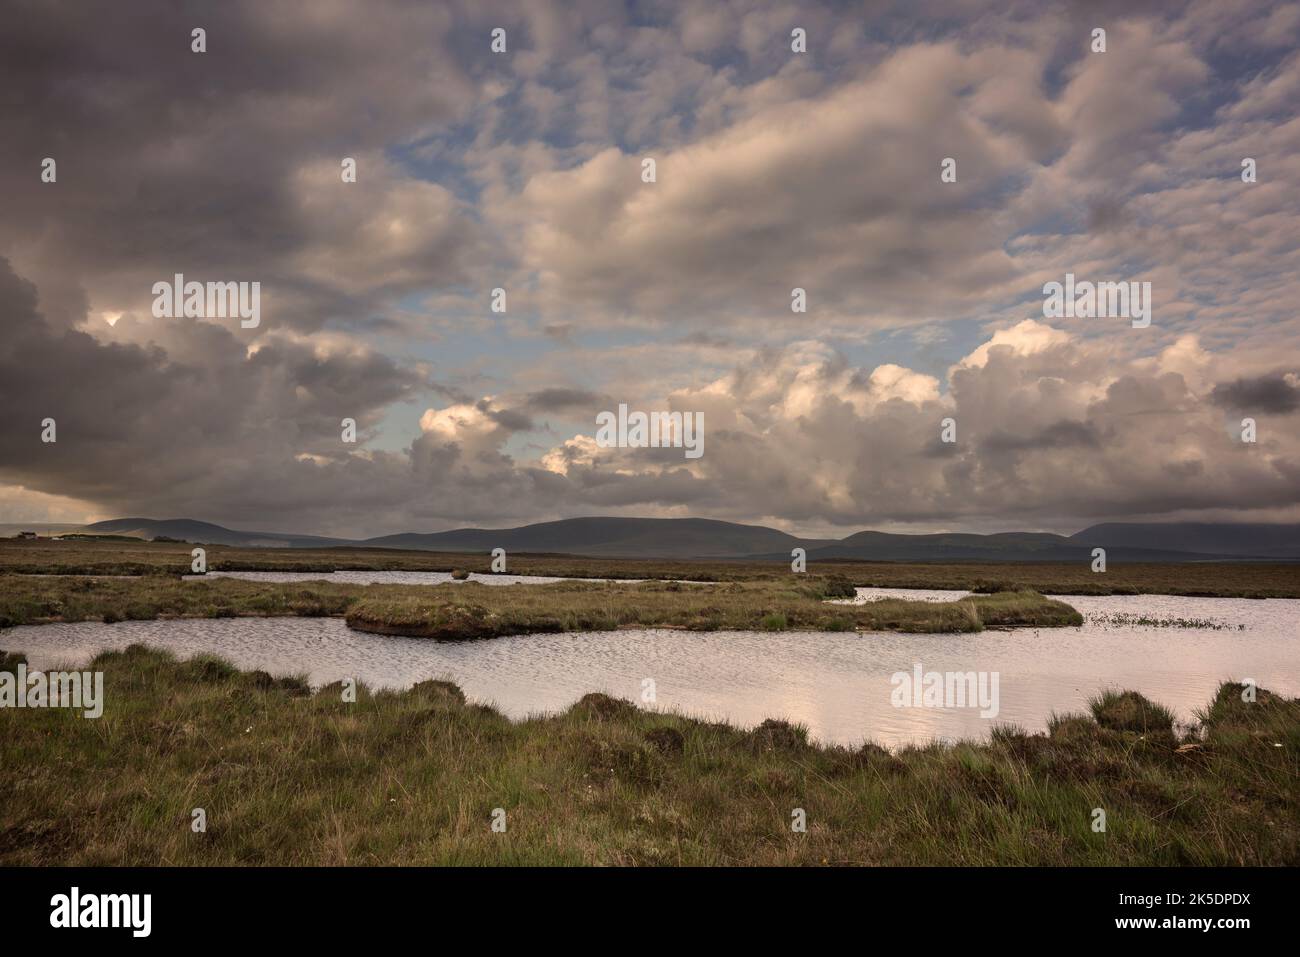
[341,582,1080,637]
[3,538,1297,597]
[0,575,1081,637]
[0,646,1294,866]
[1088,613,1242,630]
[1088,690,1177,736]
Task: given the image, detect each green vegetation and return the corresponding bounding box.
[888,563,1300,598]
[1088,613,1243,630]
[0,646,1293,865]
[0,537,750,580]
[344,581,1080,638]
[1086,689,1178,736]
[2,537,1296,597]
[0,574,1080,636]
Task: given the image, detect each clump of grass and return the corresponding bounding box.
[1047,711,1098,742]
[818,575,857,599]
[178,654,240,684]
[1196,681,1299,748]
[1088,689,1175,735]
[988,722,1031,743]
[410,678,467,706]
[744,718,810,754]
[570,692,640,723]
[0,647,1294,866]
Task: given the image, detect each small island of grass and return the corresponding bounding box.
[0,574,1081,637]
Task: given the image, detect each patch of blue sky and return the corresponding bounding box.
[834,319,986,385]
[386,128,484,207]
[369,399,430,454]
[1201,43,1291,116]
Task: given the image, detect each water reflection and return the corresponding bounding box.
[4,592,1295,748]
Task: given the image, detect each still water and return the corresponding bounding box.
[3,589,1295,748]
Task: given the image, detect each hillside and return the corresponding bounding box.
[59,516,1298,562]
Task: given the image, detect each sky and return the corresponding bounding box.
[1,0,1298,539]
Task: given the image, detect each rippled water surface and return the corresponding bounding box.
[4,590,1295,747]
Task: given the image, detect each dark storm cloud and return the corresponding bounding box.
[525,388,605,412]
[1209,374,1300,414]
[480,405,534,432]
[0,0,485,332]
[981,420,1102,453]
[0,256,423,511]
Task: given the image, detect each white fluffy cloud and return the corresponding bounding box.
[2,0,1298,535]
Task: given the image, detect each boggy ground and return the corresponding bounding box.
[2,537,1297,596]
[0,574,1081,636]
[0,646,1294,866]
[341,581,1081,638]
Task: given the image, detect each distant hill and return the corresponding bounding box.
[62,516,1298,561]
[782,530,1220,563]
[364,517,827,558]
[0,523,84,537]
[1071,522,1300,559]
[79,518,349,548]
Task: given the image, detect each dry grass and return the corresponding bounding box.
[343,582,1080,638]
[3,537,1296,596]
[0,647,1293,866]
[0,573,1081,636]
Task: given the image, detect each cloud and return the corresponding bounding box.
[525,388,605,412]
[0,257,427,530]
[0,0,480,335]
[508,42,1040,330]
[957,319,1073,370]
[2,0,1298,535]
[1210,373,1300,413]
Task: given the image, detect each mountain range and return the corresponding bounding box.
[65,516,1300,562]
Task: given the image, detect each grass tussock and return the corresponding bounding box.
[0,645,1294,866]
[1088,689,1177,736]
[0,574,1081,637]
